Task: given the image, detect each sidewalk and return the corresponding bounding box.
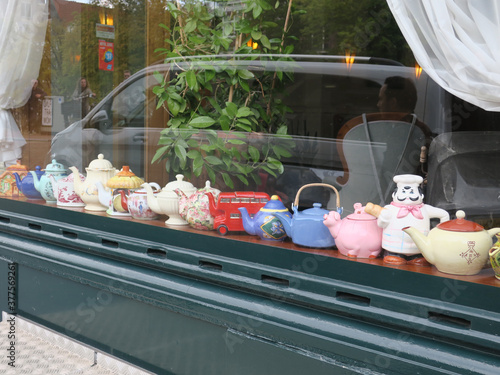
[0,313,152,375]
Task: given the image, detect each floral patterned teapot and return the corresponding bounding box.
[174,181,221,230]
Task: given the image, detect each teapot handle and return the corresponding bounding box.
[293,183,341,212]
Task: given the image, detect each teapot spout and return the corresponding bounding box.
[95,181,112,207]
[272,211,292,237]
[402,226,435,264]
[30,171,41,191]
[69,166,83,196]
[142,183,162,214]
[12,172,23,190]
[238,207,256,236]
[487,228,500,238]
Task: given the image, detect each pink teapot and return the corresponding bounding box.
[323,203,382,258]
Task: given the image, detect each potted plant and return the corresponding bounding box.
[152,0,296,190]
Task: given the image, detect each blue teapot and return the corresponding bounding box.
[272,183,342,248]
[239,195,291,241]
[31,159,68,204]
[13,166,45,200]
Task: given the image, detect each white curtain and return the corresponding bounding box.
[387,0,500,111]
[0,0,49,164]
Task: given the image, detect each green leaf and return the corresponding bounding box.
[151,145,169,164]
[219,115,231,130]
[236,107,252,118]
[272,145,292,158]
[225,102,238,118]
[205,156,223,165]
[174,144,187,163]
[251,30,262,40]
[237,69,254,80]
[153,72,164,84]
[248,145,260,162]
[235,122,252,132]
[260,165,277,178]
[206,166,216,183]
[186,149,201,159]
[184,20,197,33]
[186,70,197,90]
[189,116,216,128]
[236,174,249,186]
[260,35,271,49]
[227,139,246,145]
[238,77,250,92]
[222,173,234,189]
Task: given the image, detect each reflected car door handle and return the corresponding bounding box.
[133,134,145,142]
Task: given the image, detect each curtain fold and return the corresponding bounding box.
[387,0,500,111]
[0,0,49,163]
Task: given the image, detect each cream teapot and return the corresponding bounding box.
[69,154,117,211]
[403,210,500,275]
[142,174,197,225]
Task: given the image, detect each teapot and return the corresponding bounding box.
[489,235,500,280]
[403,210,500,275]
[31,159,68,204]
[96,166,144,216]
[323,203,382,258]
[0,160,28,197]
[239,195,291,241]
[13,166,45,200]
[49,172,85,207]
[142,174,197,225]
[272,183,341,248]
[127,182,161,220]
[174,181,221,230]
[69,154,116,211]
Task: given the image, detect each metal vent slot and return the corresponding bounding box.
[62,230,78,239]
[101,239,119,248]
[199,260,223,272]
[428,311,471,329]
[261,274,290,287]
[0,216,10,224]
[28,223,42,231]
[146,248,167,258]
[336,291,371,306]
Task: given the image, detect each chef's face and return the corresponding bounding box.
[393,184,423,205]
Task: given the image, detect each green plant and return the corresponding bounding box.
[152,0,296,189]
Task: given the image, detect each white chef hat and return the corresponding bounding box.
[393,174,423,187]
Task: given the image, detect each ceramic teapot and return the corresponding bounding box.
[0,160,28,197]
[489,236,500,280]
[13,166,45,200]
[142,174,197,225]
[96,166,144,216]
[403,210,500,275]
[31,159,68,204]
[323,203,382,258]
[69,154,116,211]
[272,183,342,248]
[127,182,161,220]
[49,172,85,207]
[239,195,291,241]
[174,181,221,230]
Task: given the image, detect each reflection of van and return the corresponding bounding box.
[49,55,455,215]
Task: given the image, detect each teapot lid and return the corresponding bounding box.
[164,174,196,193]
[6,160,28,171]
[87,154,114,170]
[437,210,483,232]
[296,202,329,218]
[261,195,288,212]
[45,159,67,173]
[347,203,377,221]
[107,166,144,189]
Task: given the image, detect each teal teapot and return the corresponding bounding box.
[239,195,291,241]
[31,159,68,204]
[272,183,342,248]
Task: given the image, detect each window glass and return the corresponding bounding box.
[5,0,500,253]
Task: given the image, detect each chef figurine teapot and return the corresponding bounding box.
[404,211,500,275]
[375,174,450,266]
[96,166,144,216]
[69,154,117,211]
[323,203,382,258]
[31,159,68,204]
[174,181,221,230]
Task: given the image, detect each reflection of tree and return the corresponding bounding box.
[292,0,414,65]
